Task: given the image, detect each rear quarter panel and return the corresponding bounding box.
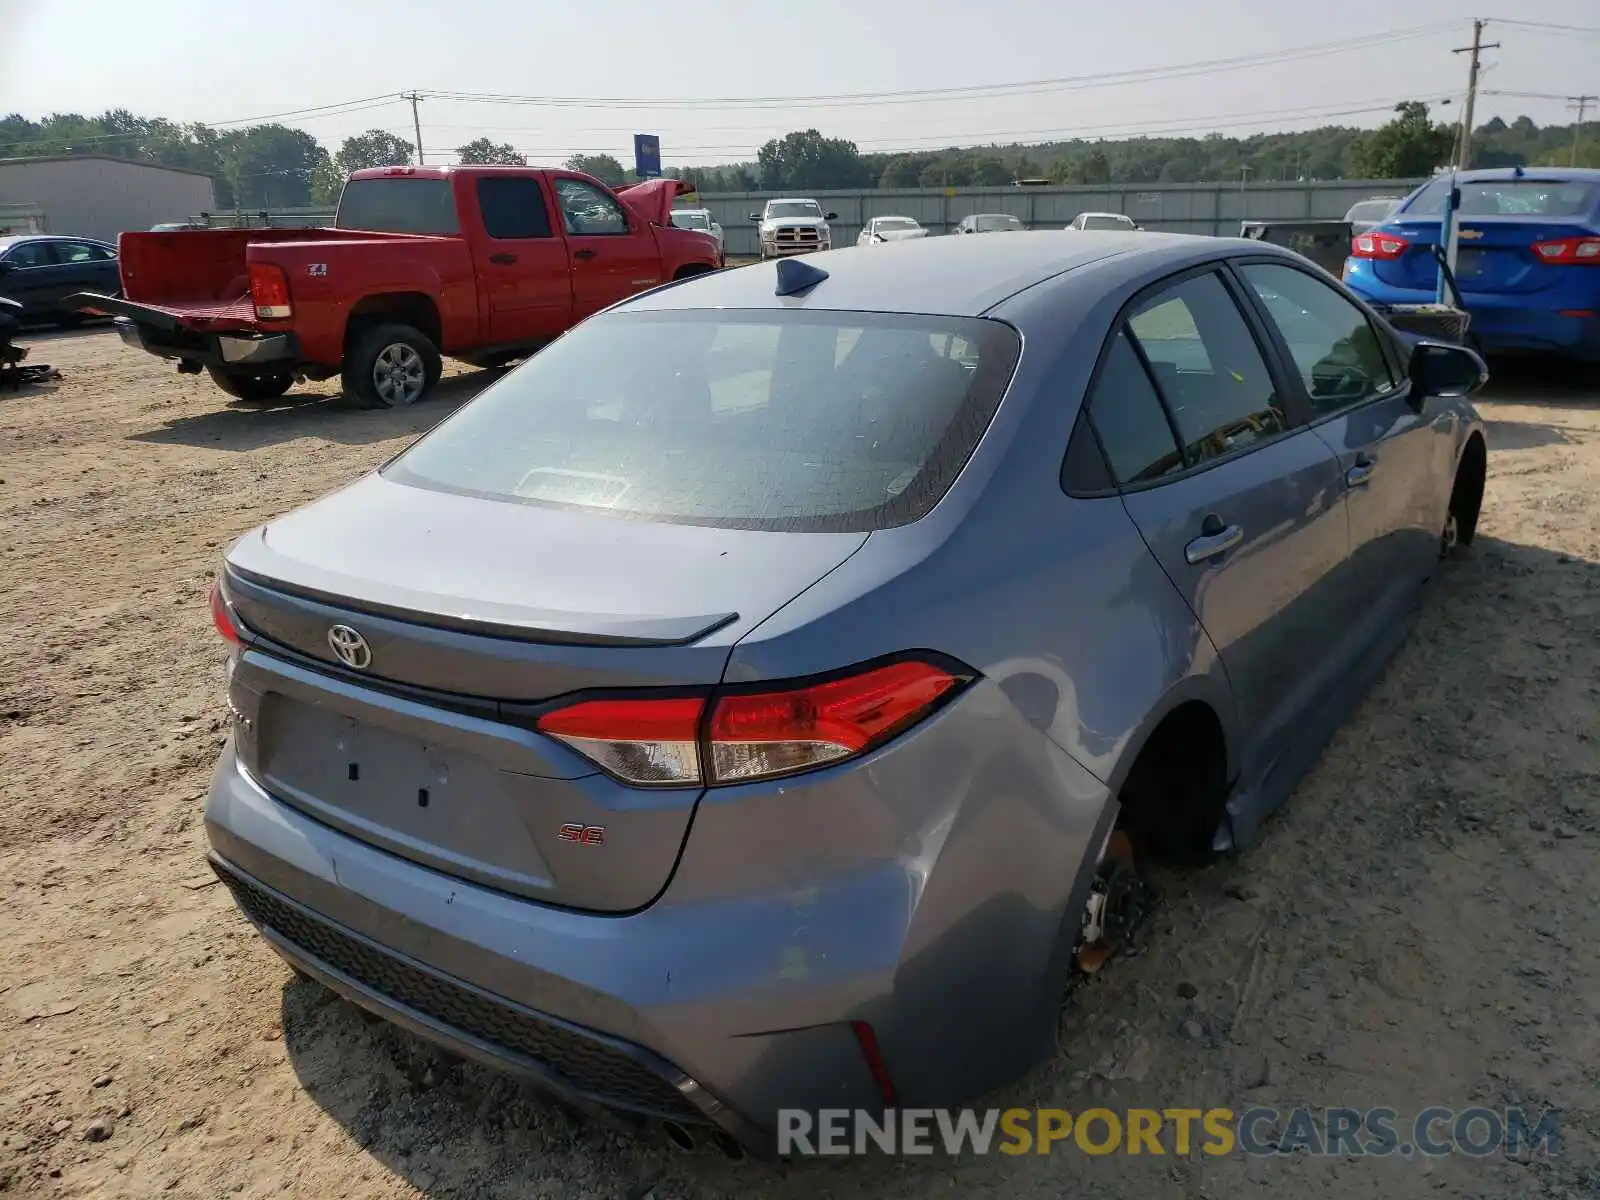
[248,236,478,366]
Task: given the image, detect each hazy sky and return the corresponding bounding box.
[2,0,1597,167]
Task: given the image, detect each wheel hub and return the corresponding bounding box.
[1075,830,1144,975]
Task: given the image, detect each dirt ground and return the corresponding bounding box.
[3,328,1599,1200]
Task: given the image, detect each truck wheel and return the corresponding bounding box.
[343,323,441,408]
[207,366,294,403]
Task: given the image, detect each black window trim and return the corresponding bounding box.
[1221,253,1416,431]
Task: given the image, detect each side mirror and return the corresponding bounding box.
[748,212,761,222]
[1408,339,1487,404]
[825,212,839,221]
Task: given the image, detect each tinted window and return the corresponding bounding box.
[477,177,552,239]
[1405,177,1600,217]
[976,215,1023,232]
[554,178,627,235]
[386,310,1021,532]
[1081,215,1134,231]
[1127,272,1285,465]
[1240,263,1395,414]
[336,178,460,235]
[4,241,56,267]
[1087,329,1185,485]
[1061,411,1113,493]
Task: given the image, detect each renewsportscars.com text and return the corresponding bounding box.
[777,1106,1561,1158]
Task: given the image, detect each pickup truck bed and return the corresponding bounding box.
[72,170,719,407]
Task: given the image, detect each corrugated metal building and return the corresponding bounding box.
[0,155,216,243]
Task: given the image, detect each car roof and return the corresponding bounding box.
[768,197,820,204]
[1077,211,1131,218]
[1436,167,1600,184]
[622,230,1256,318]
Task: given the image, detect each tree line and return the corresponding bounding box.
[0,103,1593,209]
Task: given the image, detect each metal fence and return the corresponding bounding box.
[701,179,1426,256]
[187,178,1426,253]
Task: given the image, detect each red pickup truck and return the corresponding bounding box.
[73,167,721,406]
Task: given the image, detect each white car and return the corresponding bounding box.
[1068,211,1141,231]
[857,216,929,246]
[669,208,725,262]
[750,198,836,259]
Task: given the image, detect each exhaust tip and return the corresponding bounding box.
[710,1129,747,1161]
[661,1120,696,1153]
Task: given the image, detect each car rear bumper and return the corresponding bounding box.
[1344,262,1600,359]
[203,676,1112,1150]
[115,316,299,369]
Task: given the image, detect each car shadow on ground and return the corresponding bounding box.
[273,529,1600,1198]
[126,368,505,451]
[1480,355,1600,409]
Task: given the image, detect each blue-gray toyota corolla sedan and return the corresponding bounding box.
[204,232,1488,1154]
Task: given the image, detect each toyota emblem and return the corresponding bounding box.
[327,624,372,670]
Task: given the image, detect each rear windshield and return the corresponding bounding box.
[1403,178,1600,218]
[1080,215,1133,230]
[335,178,460,235]
[386,309,1021,532]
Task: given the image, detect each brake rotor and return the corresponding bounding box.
[1075,830,1143,975]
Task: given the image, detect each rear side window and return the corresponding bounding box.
[386,310,1022,532]
[1126,272,1285,466]
[1087,330,1185,486]
[477,177,552,239]
[1239,263,1394,414]
[335,178,460,235]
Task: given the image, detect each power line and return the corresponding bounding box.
[419,23,1460,112]
[1491,18,1600,38]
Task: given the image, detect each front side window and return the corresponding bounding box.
[386,310,1022,532]
[477,177,552,240]
[1126,271,1286,466]
[1087,329,1185,486]
[1239,263,1395,415]
[58,241,112,262]
[553,178,628,236]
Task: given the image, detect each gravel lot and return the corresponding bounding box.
[3,328,1599,1199]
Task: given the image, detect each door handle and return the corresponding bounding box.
[488,253,517,265]
[1185,523,1243,564]
[573,248,598,260]
[1346,455,1377,487]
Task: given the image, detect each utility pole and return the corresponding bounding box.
[1443,19,1499,285]
[1570,95,1598,166]
[403,91,425,165]
[1239,164,1252,191]
[1452,19,1499,172]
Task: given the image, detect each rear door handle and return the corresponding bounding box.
[1346,455,1377,487]
[1185,524,1244,564]
[573,248,598,260]
[488,253,517,265]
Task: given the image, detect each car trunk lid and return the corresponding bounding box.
[1377,217,1596,295]
[221,473,867,912]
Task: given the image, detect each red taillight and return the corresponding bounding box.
[210,581,242,646]
[1350,231,1410,260]
[1531,236,1600,265]
[533,656,969,788]
[708,660,961,783]
[249,262,292,320]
